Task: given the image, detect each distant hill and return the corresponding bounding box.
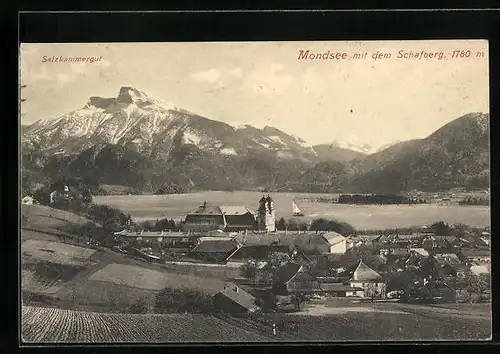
[283,113,490,193]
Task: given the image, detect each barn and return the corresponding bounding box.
[212,284,260,313]
[272,262,321,295]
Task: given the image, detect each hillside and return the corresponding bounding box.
[284,113,490,193]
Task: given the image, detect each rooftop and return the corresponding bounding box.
[352,261,381,281]
[220,205,256,216]
[226,244,291,261]
[273,262,303,284]
[188,205,224,216]
[116,231,190,238]
[460,249,491,258]
[320,283,364,292]
[410,248,430,257]
[433,253,461,266]
[322,232,346,246]
[191,239,240,253]
[217,285,259,312]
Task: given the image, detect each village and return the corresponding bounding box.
[94,194,492,314]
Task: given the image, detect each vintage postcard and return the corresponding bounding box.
[20,40,491,343]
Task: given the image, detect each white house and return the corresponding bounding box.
[322,232,347,254]
[349,261,387,299]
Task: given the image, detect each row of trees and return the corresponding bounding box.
[458,197,489,206]
[274,217,356,235]
[136,218,181,232]
[337,194,428,205]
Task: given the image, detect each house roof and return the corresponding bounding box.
[273,262,303,284]
[320,283,364,292]
[433,253,461,266]
[226,244,290,261]
[220,206,256,216]
[352,261,381,281]
[191,239,240,253]
[322,232,346,246]
[410,248,429,257]
[117,231,190,238]
[460,249,491,258]
[188,205,224,216]
[216,285,259,311]
[470,264,490,275]
[451,263,470,272]
[234,232,331,248]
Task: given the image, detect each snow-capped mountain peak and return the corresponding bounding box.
[330,139,374,155]
[21,87,319,162]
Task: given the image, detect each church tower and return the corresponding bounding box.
[258,194,276,232]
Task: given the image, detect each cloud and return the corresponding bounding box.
[243,64,293,95]
[57,73,75,84]
[29,66,52,81]
[190,69,221,83]
[229,67,243,78]
[71,59,111,75]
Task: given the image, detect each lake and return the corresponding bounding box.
[93,191,490,231]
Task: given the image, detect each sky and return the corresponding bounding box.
[19,40,489,150]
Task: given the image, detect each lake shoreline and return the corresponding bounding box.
[93,191,490,231]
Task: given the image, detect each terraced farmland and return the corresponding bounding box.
[21,306,275,343]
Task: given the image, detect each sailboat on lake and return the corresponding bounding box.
[292,198,304,216]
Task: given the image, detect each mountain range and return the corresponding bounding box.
[21,87,490,194]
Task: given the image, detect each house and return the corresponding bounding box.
[234,231,346,255]
[182,204,227,232]
[212,284,260,313]
[322,232,348,254]
[182,203,258,232]
[225,244,291,267]
[190,239,241,263]
[272,262,321,295]
[379,246,409,258]
[317,279,364,297]
[470,263,490,276]
[459,249,491,264]
[433,253,461,267]
[115,230,198,248]
[440,263,469,278]
[221,206,258,232]
[349,261,387,299]
[409,248,429,257]
[410,282,456,303]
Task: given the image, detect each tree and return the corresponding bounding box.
[154,287,214,313]
[240,260,259,282]
[309,218,356,235]
[128,297,150,314]
[429,221,451,236]
[364,282,384,301]
[277,217,287,231]
[456,271,489,303]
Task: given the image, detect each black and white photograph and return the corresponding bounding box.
[19,40,491,342]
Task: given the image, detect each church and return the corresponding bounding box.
[182,195,276,233]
